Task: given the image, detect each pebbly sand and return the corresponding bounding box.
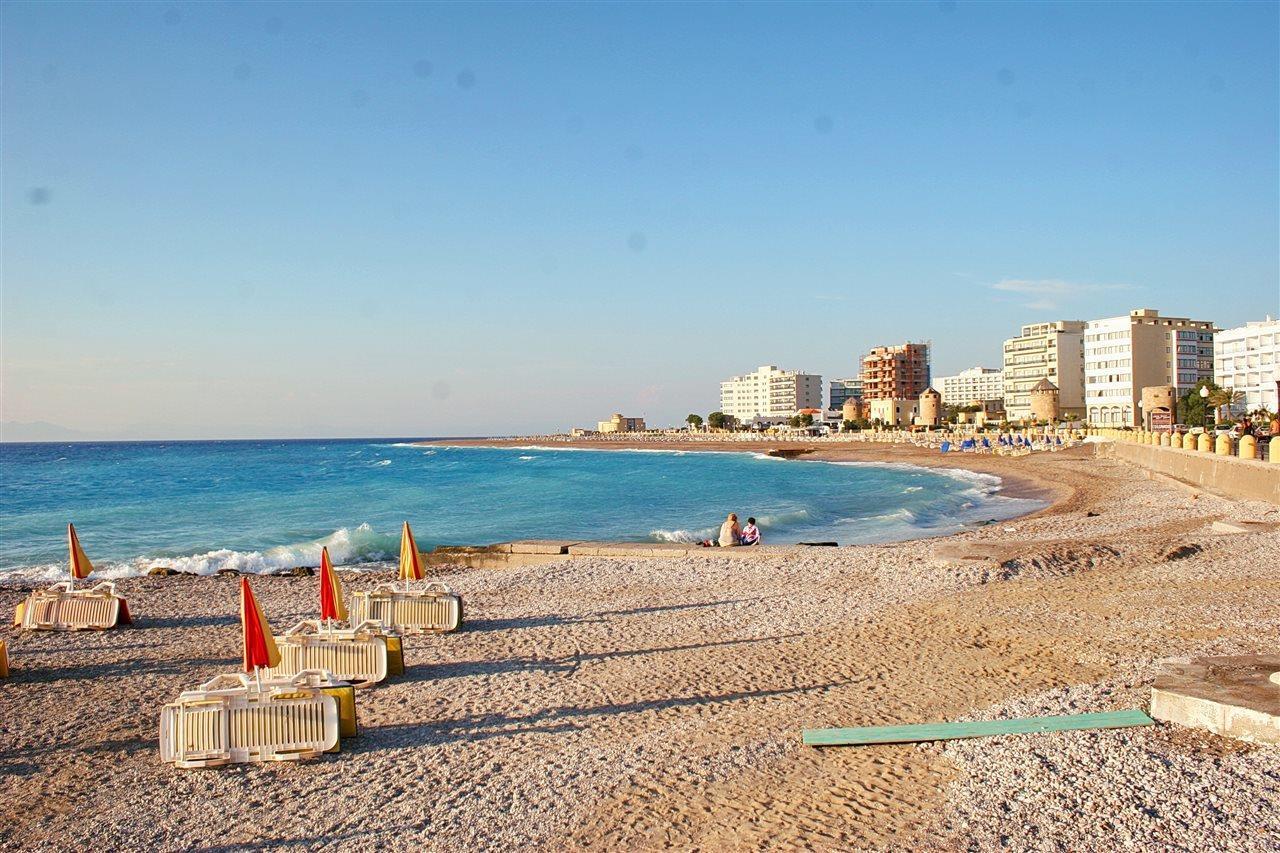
[1,442,1278,851]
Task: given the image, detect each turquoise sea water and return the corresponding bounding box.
[0,439,1043,580]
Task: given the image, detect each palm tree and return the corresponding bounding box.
[1207,388,1245,421]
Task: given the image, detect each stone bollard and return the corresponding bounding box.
[1197,433,1212,453]
[1170,431,1182,450]
[1238,434,1257,460]
[1150,431,1160,446]
[1159,431,1170,447]
[1215,434,1233,456]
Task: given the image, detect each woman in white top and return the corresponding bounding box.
[718,513,742,547]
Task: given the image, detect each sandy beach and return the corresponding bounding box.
[2,442,1278,851]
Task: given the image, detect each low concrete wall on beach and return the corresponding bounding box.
[1096,441,1280,505]
[423,539,797,569]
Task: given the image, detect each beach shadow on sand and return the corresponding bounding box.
[12,655,234,682]
[463,596,780,633]
[363,679,843,751]
[192,828,411,852]
[0,734,158,779]
[406,632,804,682]
[132,614,238,629]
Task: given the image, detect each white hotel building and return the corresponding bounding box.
[1214,317,1280,414]
[720,365,823,424]
[1083,309,1215,427]
[1002,320,1087,420]
[937,367,1004,406]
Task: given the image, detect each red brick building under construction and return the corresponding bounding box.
[860,342,931,401]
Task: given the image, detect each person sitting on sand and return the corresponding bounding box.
[740,517,760,546]
[718,513,742,547]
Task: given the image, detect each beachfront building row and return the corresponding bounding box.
[1002,321,1086,420]
[860,342,930,401]
[1214,317,1280,414]
[719,365,823,424]
[936,366,1004,407]
[1083,309,1215,427]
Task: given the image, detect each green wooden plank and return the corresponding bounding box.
[803,709,1154,747]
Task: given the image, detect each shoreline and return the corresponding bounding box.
[415,435,1079,520]
[0,439,1067,585]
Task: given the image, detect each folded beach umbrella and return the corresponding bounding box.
[398,522,424,582]
[68,523,94,582]
[240,578,281,672]
[318,546,347,623]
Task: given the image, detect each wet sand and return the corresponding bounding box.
[2,443,1278,850]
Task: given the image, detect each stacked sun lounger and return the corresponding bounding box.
[159,669,354,768]
[264,619,398,688]
[14,581,132,631]
[349,582,463,635]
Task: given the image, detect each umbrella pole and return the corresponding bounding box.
[254,665,263,694]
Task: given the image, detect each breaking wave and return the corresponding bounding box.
[2,524,399,583]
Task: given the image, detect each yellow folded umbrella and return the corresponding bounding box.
[68,523,94,583]
[398,522,424,582]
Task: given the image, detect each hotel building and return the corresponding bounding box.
[1083,309,1215,427]
[829,377,863,410]
[1214,317,1280,414]
[719,365,823,423]
[860,343,930,401]
[1002,320,1086,420]
[937,367,1004,407]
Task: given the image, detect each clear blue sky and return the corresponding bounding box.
[3,1,1277,439]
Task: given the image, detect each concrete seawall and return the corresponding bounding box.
[423,539,797,569]
[1096,441,1280,505]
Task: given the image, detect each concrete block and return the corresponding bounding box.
[566,542,653,557]
[508,540,579,555]
[639,545,700,556]
[1150,655,1280,745]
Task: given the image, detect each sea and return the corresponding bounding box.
[0,439,1044,581]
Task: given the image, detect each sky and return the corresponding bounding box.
[2,0,1278,440]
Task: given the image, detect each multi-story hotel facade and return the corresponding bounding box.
[860,343,930,401]
[1002,320,1086,420]
[937,367,1004,407]
[828,377,863,411]
[1214,317,1280,414]
[719,365,823,423]
[1083,309,1215,427]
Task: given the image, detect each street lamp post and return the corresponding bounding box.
[1199,385,1213,429]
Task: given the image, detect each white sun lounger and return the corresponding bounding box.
[263,619,391,688]
[159,670,343,768]
[349,582,463,635]
[15,581,131,631]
